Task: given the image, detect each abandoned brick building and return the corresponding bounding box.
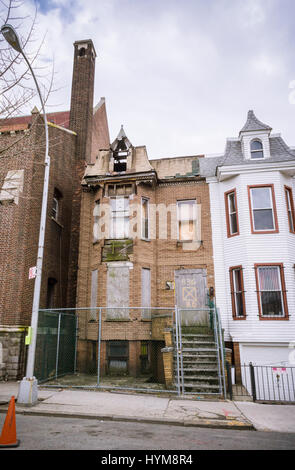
[76,125,216,385]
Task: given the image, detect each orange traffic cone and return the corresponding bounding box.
[0,396,20,448]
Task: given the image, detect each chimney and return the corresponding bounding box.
[69,39,96,164]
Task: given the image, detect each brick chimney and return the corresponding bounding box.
[67,39,97,307]
[69,39,96,164]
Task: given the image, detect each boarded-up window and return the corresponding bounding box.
[107,266,129,319]
[141,268,151,319]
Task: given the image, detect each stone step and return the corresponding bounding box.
[181,347,217,353]
[181,341,217,348]
[180,375,219,383]
[175,383,221,393]
[179,366,219,373]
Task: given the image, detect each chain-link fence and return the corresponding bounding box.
[34,306,226,398]
[34,310,77,383]
[35,307,179,393]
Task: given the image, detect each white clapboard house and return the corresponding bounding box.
[200,110,295,380]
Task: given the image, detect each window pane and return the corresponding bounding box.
[234,269,242,292]
[288,211,295,232]
[258,267,280,291]
[235,292,244,316]
[142,199,149,238]
[261,291,284,316]
[230,213,238,234]
[286,189,295,232]
[251,150,264,159]
[251,187,271,209]
[228,193,236,213]
[251,140,263,151]
[253,209,274,230]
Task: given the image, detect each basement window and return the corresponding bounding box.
[107,341,128,374]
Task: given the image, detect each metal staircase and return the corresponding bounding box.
[174,307,226,397]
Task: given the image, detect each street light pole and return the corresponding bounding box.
[1,24,50,405]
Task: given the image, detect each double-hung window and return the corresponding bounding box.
[229,266,246,319]
[248,185,278,233]
[255,264,288,319]
[285,186,295,233]
[250,139,264,159]
[110,197,129,239]
[141,197,149,240]
[225,189,239,237]
[177,200,197,241]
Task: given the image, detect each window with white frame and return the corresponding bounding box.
[141,197,149,239]
[250,139,264,159]
[255,265,288,318]
[177,200,197,241]
[249,185,278,232]
[110,197,129,239]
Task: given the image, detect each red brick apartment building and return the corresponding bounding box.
[0,39,109,379]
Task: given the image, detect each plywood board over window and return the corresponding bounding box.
[107,265,130,319]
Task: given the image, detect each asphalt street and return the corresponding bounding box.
[3,414,295,451]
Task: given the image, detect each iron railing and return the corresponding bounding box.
[226,362,295,403]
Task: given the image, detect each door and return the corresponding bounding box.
[175,269,208,326]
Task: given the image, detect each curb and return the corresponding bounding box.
[0,406,254,431]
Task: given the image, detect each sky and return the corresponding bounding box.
[4,0,295,159]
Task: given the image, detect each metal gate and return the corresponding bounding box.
[34,310,78,383]
[227,363,295,403]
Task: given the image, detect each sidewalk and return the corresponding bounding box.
[0,381,295,433]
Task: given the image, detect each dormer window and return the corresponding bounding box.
[250,139,264,159]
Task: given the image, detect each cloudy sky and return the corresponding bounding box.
[4,0,295,158]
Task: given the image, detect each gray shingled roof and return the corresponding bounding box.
[199,135,295,178]
[240,110,272,133]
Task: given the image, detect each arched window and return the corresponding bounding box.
[250,139,264,159]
